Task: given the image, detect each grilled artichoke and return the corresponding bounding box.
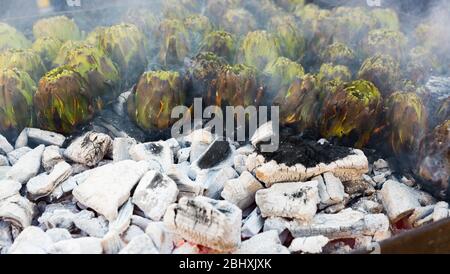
[317,63,352,83]
[200,31,237,63]
[33,16,81,42]
[358,54,400,96]
[53,40,84,67]
[0,23,31,52]
[363,28,408,60]
[221,8,257,36]
[0,69,36,134]
[184,15,213,52]
[215,64,262,107]
[237,31,281,70]
[122,8,160,39]
[34,66,94,134]
[62,44,120,101]
[319,42,356,68]
[384,92,427,154]
[185,52,227,106]
[405,47,439,84]
[99,24,147,85]
[263,57,304,100]
[267,15,306,61]
[158,19,191,67]
[0,49,46,82]
[31,36,63,70]
[274,0,305,11]
[127,71,184,130]
[85,27,108,48]
[418,120,450,199]
[371,8,400,30]
[320,80,382,147]
[275,74,322,131]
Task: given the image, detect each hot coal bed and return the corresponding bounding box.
[0,0,449,254]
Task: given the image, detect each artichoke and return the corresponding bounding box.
[127,71,184,130]
[267,15,306,61]
[34,66,94,134]
[185,52,227,106]
[0,49,46,82]
[162,0,197,20]
[317,63,352,83]
[435,97,450,127]
[184,15,213,52]
[157,19,191,67]
[200,31,237,63]
[418,120,449,199]
[319,42,356,68]
[31,36,63,70]
[33,16,81,42]
[275,74,322,131]
[362,28,408,60]
[53,40,84,67]
[274,0,305,11]
[358,54,400,96]
[405,47,439,84]
[237,31,281,71]
[0,69,36,134]
[62,44,120,102]
[0,23,31,52]
[384,92,427,154]
[243,0,283,27]
[371,8,400,31]
[122,8,160,39]
[320,80,382,147]
[85,27,108,48]
[215,64,262,107]
[263,57,304,100]
[99,24,147,85]
[221,8,257,36]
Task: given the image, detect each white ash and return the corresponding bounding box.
[26,161,72,200]
[234,230,289,254]
[25,128,66,147]
[289,235,329,254]
[6,145,44,184]
[8,226,53,254]
[122,225,145,244]
[6,147,32,166]
[432,202,449,222]
[0,155,9,166]
[176,147,191,163]
[166,162,204,199]
[380,180,421,223]
[129,141,174,172]
[233,154,248,175]
[0,181,35,230]
[119,234,159,254]
[42,145,64,172]
[49,237,103,254]
[14,129,28,149]
[221,171,263,210]
[0,134,13,154]
[45,228,72,243]
[197,166,238,199]
[145,222,174,254]
[112,137,136,162]
[241,207,264,239]
[64,131,112,167]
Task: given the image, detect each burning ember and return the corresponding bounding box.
[0,0,449,255]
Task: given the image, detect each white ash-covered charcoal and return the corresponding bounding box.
[73,160,150,221]
[351,197,384,214]
[0,180,35,230]
[45,228,72,243]
[289,235,329,254]
[0,134,13,154]
[112,137,136,162]
[432,201,449,222]
[0,166,10,180]
[189,139,235,180]
[407,205,435,228]
[380,180,421,223]
[412,189,437,206]
[221,171,263,210]
[50,167,94,200]
[6,145,44,184]
[197,166,238,199]
[14,129,28,149]
[236,145,255,156]
[0,220,13,253]
[129,141,174,172]
[343,179,376,198]
[26,161,72,200]
[101,199,133,254]
[132,171,178,221]
[7,226,53,254]
[42,145,64,172]
[73,210,108,238]
[372,159,390,175]
[177,128,214,162]
[48,237,103,254]
[145,222,174,254]
[37,203,78,231]
[119,234,159,254]
[122,225,145,244]
[6,147,32,166]
[25,128,66,147]
[255,181,320,221]
[313,173,345,207]
[241,207,264,238]
[245,153,266,173]
[64,131,112,167]
[0,155,9,166]
[167,163,204,199]
[164,196,242,252]
[165,138,180,155]
[323,199,348,214]
[234,230,289,254]
[233,154,248,175]
[254,149,369,187]
[113,90,132,115]
[176,147,191,163]
[172,241,201,254]
[266,209,389,240]
[131,215,152,231]
[250,121,275,147]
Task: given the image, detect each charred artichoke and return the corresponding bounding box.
[0,69,36,134]
[274,0,305,11]
[0,23,31,51]
[237,31,281,71]
[358,54,400,96]
[127,71,184,130]
[320,80,382,147]
[221,8,257,36]
[363,28,408,60]
[263,57,304,100]
[0,49,46,82]
[371,8,400,30]
[215,64,262,107]
[267,15,306,61]
[184,15,213,52]
[384,92,427,154]
[200,31,237,63]
[405,47,439,84]
[33,16,81,42]
[53,40,84,67]
[317,63,352,83]
[158,19,191,67]
[319,42,356,68]
[34,66,94,134]
[99,24,147,85]
[31,36,63,70]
